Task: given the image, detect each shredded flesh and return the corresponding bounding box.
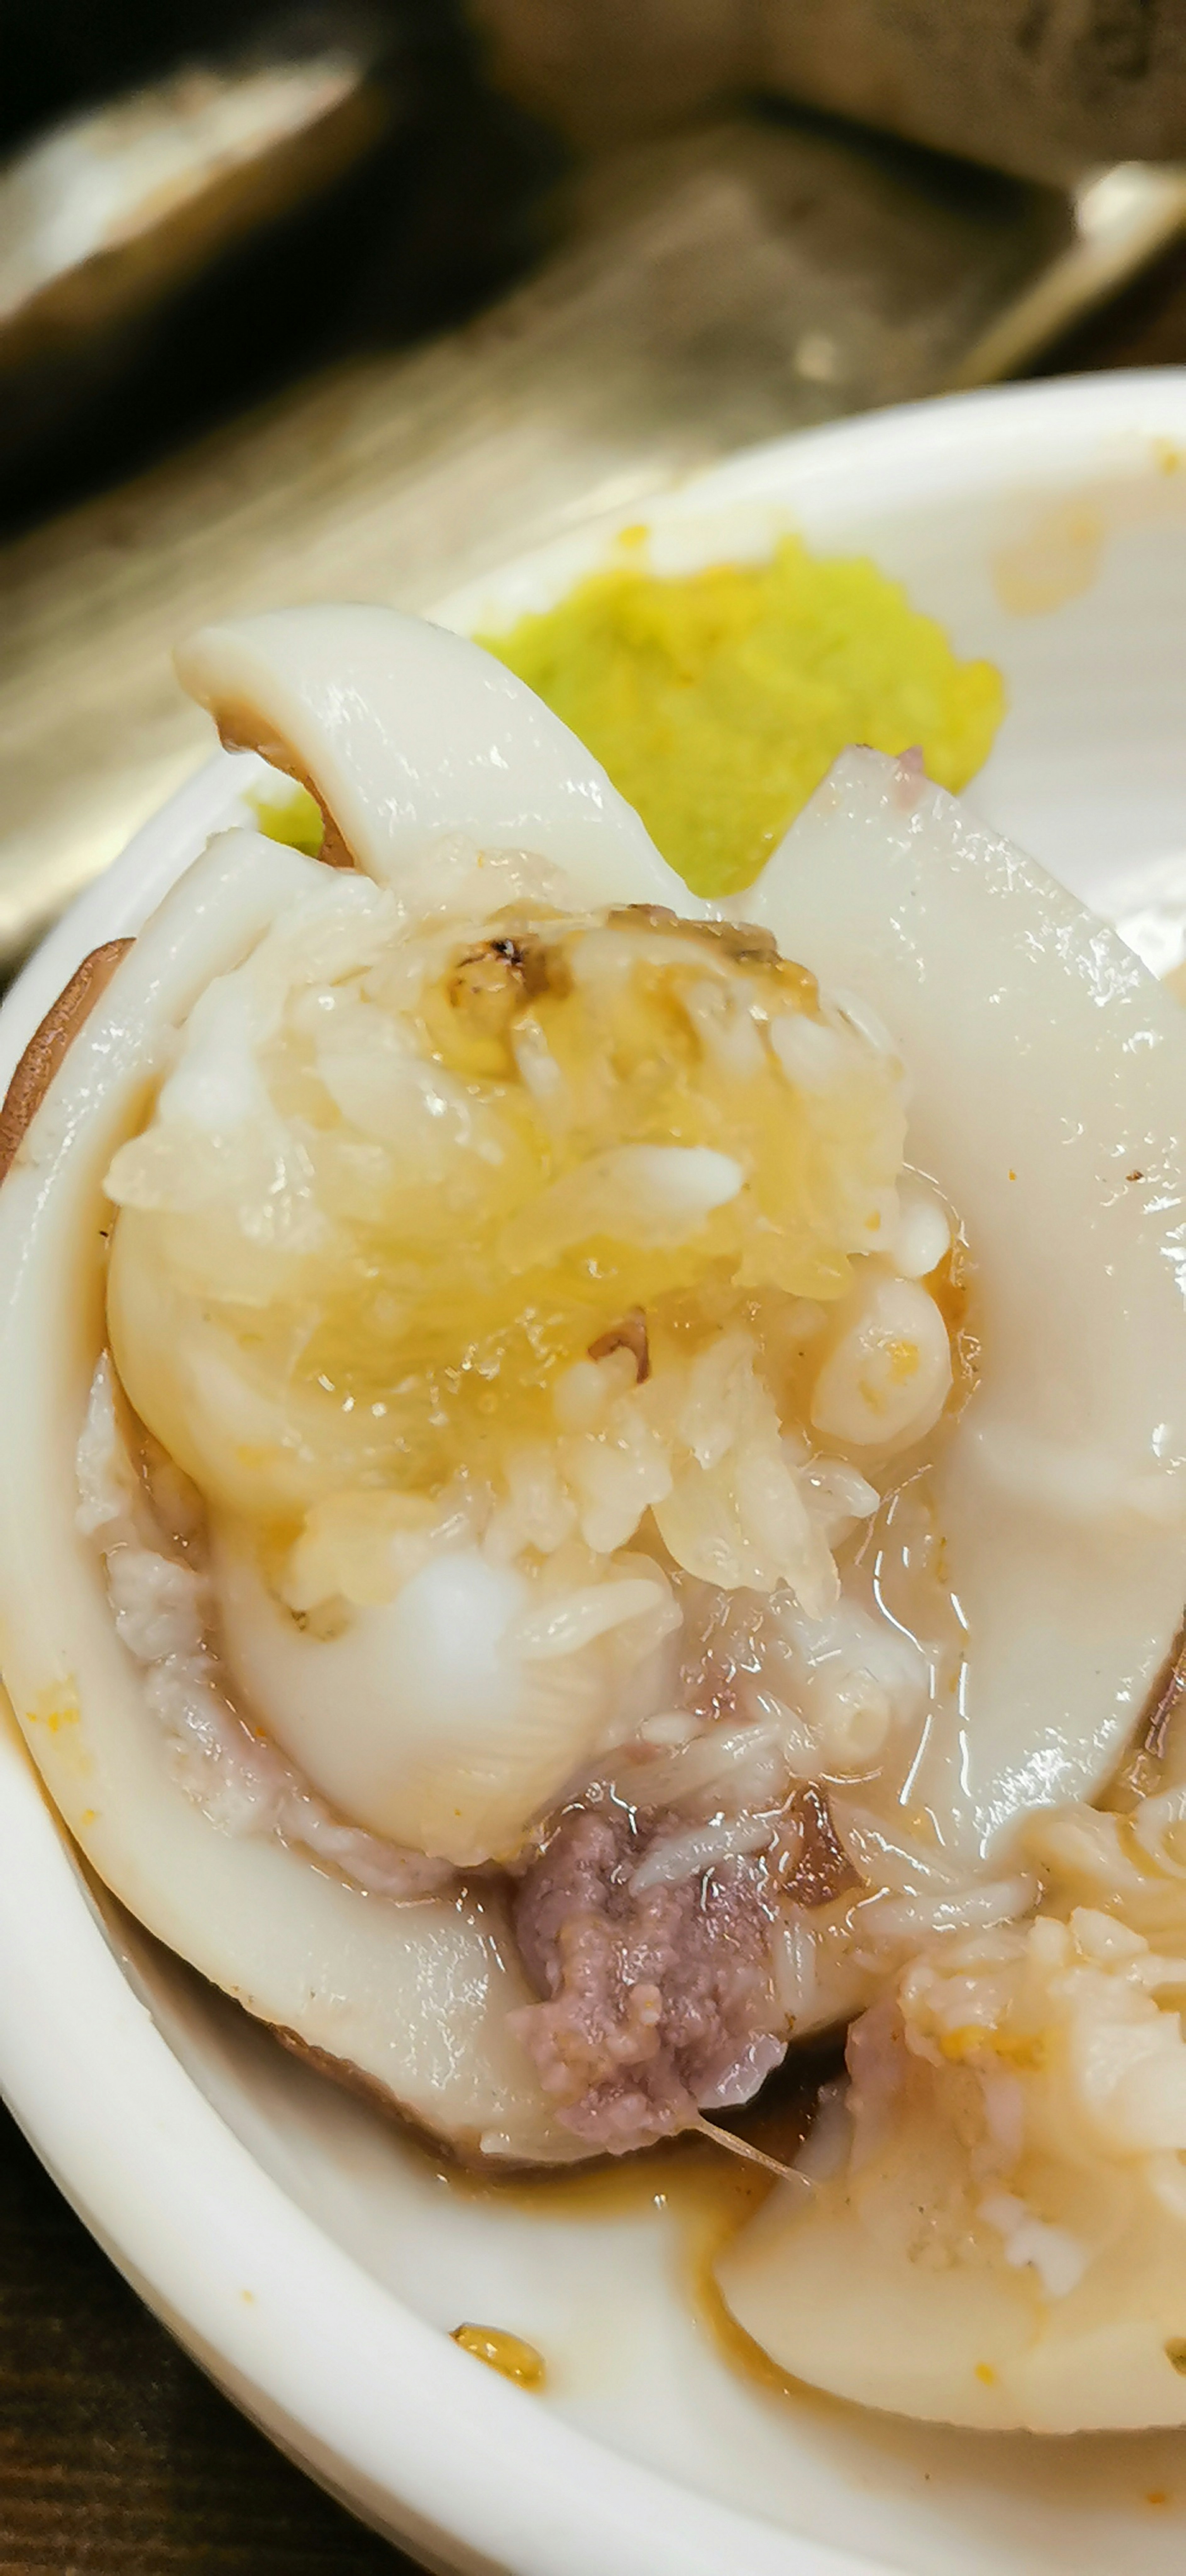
[84,868,978,2149]
[77,1361,454,1901]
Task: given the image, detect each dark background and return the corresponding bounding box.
[0,0,563,537]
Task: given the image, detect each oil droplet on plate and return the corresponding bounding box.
[451,2323,547,2389]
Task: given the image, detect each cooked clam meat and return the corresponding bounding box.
[2,606,1186,2434]
[91,824,969,2157]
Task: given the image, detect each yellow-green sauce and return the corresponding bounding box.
[481,533,1005,897]
[245,778,325,856]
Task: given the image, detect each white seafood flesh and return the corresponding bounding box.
[716,1896,1186,2432]
[0,626,908,2160]
[0,835,580,2160]
[747,747,1186,1861]
[176,605,692,910]
[1,609,1186,2269]
[718,749,1186,2432]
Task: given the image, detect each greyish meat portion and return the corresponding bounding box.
[510,1798,785,2151]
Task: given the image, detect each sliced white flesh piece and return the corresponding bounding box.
[212,1522,674,1866]
[176,605,697,913]
[0,831,587,2164]
[719,1896,1186,2438]
[746,748,1186,1862]
[716,2132,1186,2434]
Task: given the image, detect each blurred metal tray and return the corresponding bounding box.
[2,108,1184,973]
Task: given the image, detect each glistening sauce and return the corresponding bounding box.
[437,2049,835,2407]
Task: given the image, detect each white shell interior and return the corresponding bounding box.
[748,748,1186,1862]
[4,375,1186,2574]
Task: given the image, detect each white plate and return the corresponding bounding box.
[5,371,1186,2576]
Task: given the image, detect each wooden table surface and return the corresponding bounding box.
[0,2110,413,2573]
[1,232,1185,2575]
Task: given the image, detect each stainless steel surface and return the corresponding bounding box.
[477,0,1186,185]
[0,50,385,374]
[759,0,1186,191]
[0,108,1179,971]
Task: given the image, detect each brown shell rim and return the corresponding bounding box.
[268,2023,551,2173]
[214,702,356,869]
[0,938,134,1184]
